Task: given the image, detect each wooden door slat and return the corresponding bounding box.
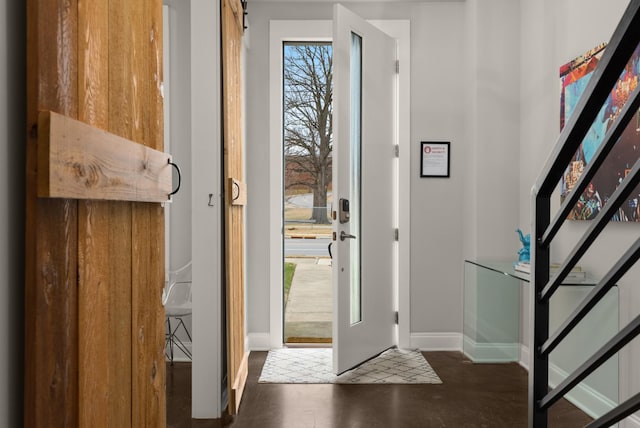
[26,0,166,426]
[148,0,167,424]
[128,0,165,426]
[222,0,249,415]
[76,1,114,425]
[108,201,133,428]
[25,0,80,425]
[78,200,110,427]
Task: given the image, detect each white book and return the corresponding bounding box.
[550,262,583,273]
[514,263,586,281]
[553,270,586,281]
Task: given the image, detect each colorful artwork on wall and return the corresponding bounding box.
[560,42,640,221]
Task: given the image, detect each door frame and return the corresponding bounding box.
[268,19,411,350]
[190,0,224,419]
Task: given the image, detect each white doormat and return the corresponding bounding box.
[258,348,442,384]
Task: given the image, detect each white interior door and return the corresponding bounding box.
[332,4,397,374]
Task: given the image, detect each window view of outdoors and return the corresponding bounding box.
[283,42,333,344]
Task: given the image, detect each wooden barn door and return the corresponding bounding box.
[222,0,249,415]
[25,0,166,426]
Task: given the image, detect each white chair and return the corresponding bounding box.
[163,261,192,364]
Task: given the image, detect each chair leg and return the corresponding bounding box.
[180,318,192,343]
[165,316,192,363]
[172,318,192,359]
[166,317,175,365]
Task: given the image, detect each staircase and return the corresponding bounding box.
[530,1,640,426]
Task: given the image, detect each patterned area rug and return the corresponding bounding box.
[258,348,442,384]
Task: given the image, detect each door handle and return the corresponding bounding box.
[340,231,357,241]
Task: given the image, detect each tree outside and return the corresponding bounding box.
[283,42,333,225]
[283,43,333,344]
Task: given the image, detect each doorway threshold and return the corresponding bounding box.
[285,342,332,349]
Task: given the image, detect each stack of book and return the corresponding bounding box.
[514,262,586,281]
[514,262,531,274]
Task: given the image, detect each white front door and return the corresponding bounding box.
[332,4,398,374]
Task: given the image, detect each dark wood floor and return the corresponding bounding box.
[167,351,592,428]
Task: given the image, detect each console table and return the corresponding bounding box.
[463,260,619,418]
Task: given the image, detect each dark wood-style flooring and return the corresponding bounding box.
[167,351,592,428]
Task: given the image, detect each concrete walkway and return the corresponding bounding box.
[284,257,332,342]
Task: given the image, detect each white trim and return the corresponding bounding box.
[247,333,274,351]
[519,344,530,371]
[369,20,411,350]
[410,332,462,351]
[624,415,640,428]
[548,363,617,422]
[269,21,332,350]
[268,18,411,351]
[190,0,223,419]
[462,336,519,363]
[520,344,623,424]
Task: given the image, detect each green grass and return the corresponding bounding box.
[283,262,296,308]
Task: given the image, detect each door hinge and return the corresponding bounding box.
[394,311,399,324]
[394,228,399,241]
[394,144,399,158]
[395,59,400,74]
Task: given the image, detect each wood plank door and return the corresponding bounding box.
[221,0,249,415]
[25,0,166,426]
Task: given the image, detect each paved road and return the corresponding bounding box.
[285,237,332,257]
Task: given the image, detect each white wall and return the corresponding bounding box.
[164,0,194,358]
[464,0,521,264]
[519,0,638,417]
[407,2,467,336]
[0,0,25,425]
[165,0,193,272]
[460,0,522,346]
[246,1,480,343]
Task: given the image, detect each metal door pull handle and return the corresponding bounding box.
[340,231,357,241]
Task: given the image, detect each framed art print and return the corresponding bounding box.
[560,42,640,221]
[420,141,450,178]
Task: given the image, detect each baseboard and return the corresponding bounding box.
[516,344,628,425]
[165,341,192,363]
[247,332,272,351]
[462,336,518,363]
[519,344,529,371]
[548,363,617,421]
[624,414,640,428]
[410,332,462,351]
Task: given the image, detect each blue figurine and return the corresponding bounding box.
[516,229,531,263]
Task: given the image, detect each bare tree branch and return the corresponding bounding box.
[283,43,333,223]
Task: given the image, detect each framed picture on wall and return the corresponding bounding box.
[420,141,450,178]
[560,42,640,221]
